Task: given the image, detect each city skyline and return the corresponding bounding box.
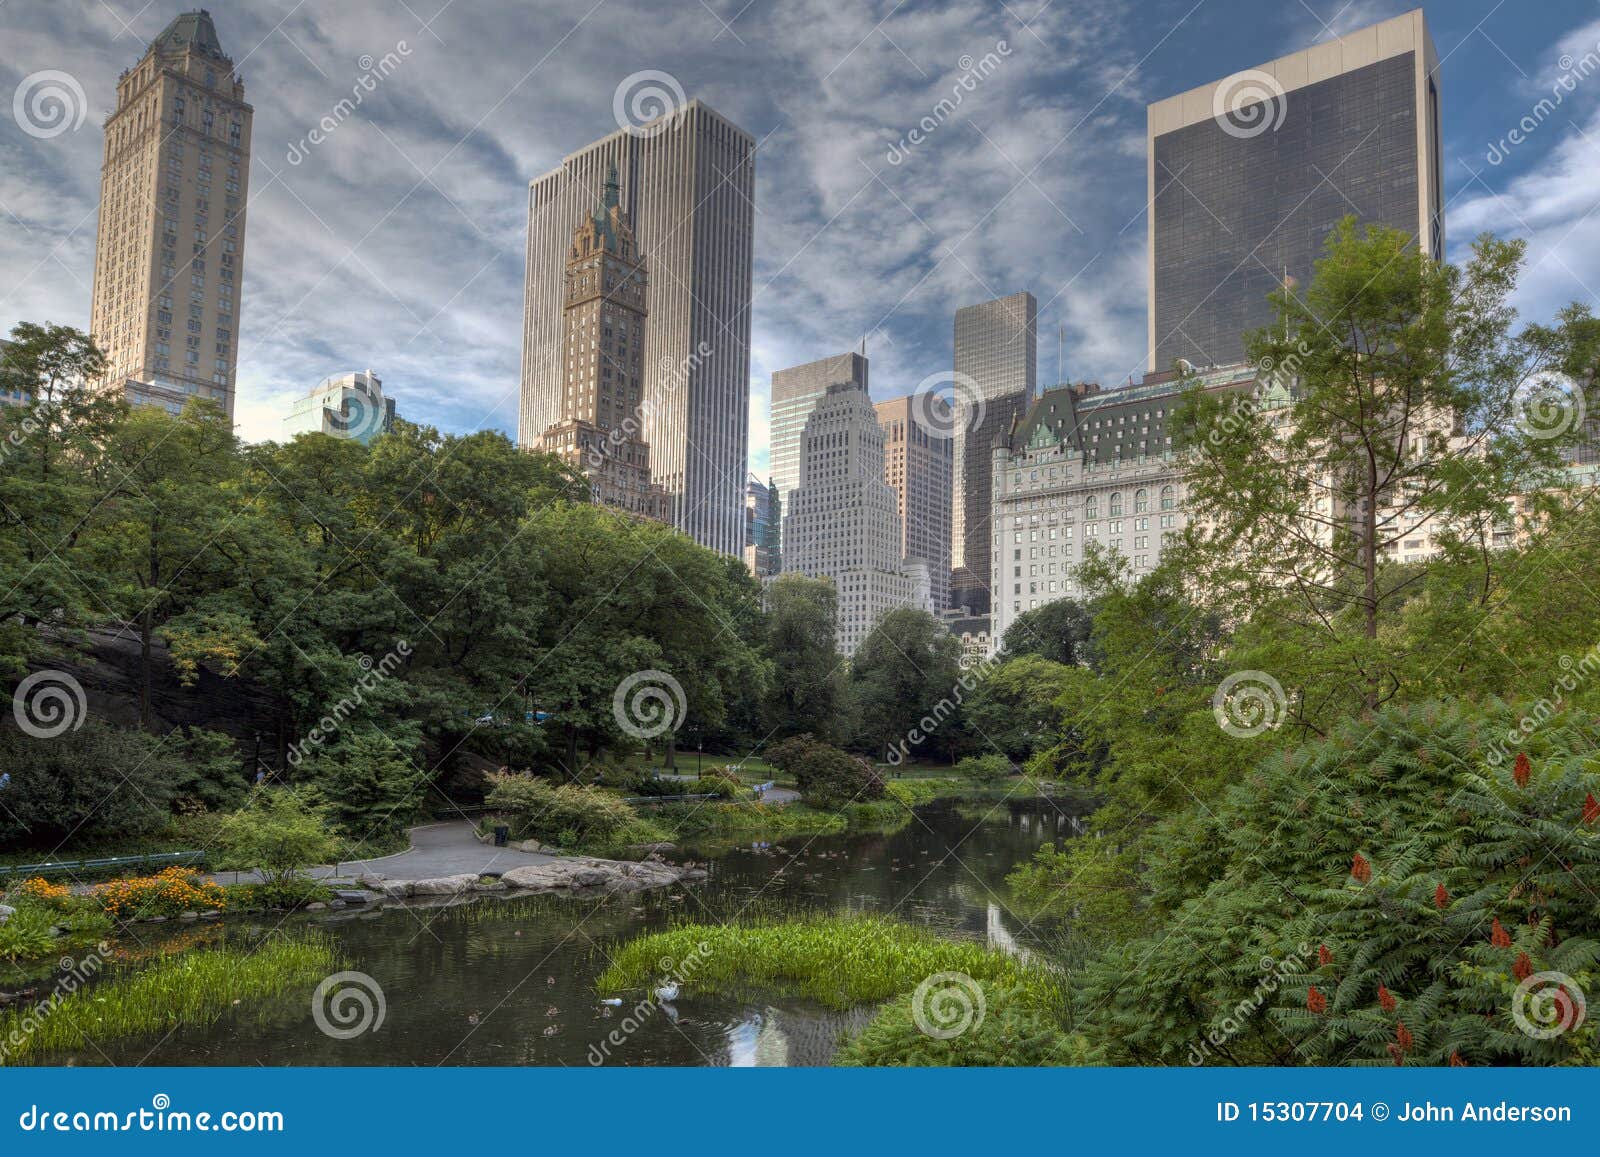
[1,1,1596,477]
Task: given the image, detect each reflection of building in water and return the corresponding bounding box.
[722,1006,876,1066]
[986,901,1031,963]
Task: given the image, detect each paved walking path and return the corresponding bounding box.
[206,820,560,886]
[653,773,799,805]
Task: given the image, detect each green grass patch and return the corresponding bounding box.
[595,915,1059,1011]
[658,802,847,844]
[0,934,342,1064]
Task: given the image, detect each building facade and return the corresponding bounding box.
[282,371,396,444]
[771,351,869,554]
[951,292,1036,615]
[533,167,671,522]
[90,10,252,417]
[875,393,953,611]
[1148,8,1442,371]
[782,381,928,655]
[521,100,755,556]
[989,364,1261,645]
[743,474,781,578]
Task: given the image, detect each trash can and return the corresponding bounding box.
[493,824,510,848]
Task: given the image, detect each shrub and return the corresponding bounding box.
[485,772,638,846]
[694,768,747,800]
[6,877,73,909]
[766,735,884,810]
[837,981,1087,1067]
[89,867,227,921]
[170,727,249,812]
[954,754,1013,785]
[0,720,182,846]
[214,789,340,887]
[302,726,425,841]
[235,876,333,910]
[0,906,56,962]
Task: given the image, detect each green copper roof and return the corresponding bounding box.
[153,10,229,60]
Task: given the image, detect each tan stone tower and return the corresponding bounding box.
[89,10,252,418]
[536,166,670,522]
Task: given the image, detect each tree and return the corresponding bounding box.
[762,573,849,742]
[766,734,885,809]
[1179,220,1586,712]
[215,789,340,887]
[1000,598,1092,667]
[302,725,426,843]
[849,607,964,762]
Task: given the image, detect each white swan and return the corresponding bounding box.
[654,981,680,1002]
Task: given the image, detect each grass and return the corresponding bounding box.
[595,915,1060,1011]
[0,934,342,1065]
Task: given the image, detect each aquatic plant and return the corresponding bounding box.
[836,980,1087,1066]
[596,916,1059,1011]
[0,934,341,1064]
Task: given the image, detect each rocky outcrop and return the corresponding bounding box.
[499,856,705,894]
[409,873,480,896]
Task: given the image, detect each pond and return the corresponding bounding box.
[36,798,1085,1067]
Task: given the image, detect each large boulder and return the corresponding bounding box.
[500,856,700,894]
[409,873,479,896]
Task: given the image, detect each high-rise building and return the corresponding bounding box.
[282,370,396,444]
[743,474,780,578]
[90,10,252,417]
[521,100,755,556]
[1148,8,1442,370]
[782,381,928,655]
[875,394,953,612]
[951,292,1036,614]
[770,351,869,552]
[988,365,1263,647]
[533,166,671,522]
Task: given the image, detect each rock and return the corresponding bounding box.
[200,910,222,919]
[178,911,199,921]
[361,877,412,899]
[0,904,14,925]
[305,902,326,911]
[409,873,479,896]
[327,899,347,910]
[500,855,698,895]
[333,890,372,905]
[473,877,506,891]
[147,915,167,923]
[515,839,543,853]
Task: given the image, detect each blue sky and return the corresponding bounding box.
[2,0,1598,477]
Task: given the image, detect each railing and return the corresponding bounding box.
[0,850,206,881]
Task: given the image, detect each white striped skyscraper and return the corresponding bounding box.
[520,100,755,557]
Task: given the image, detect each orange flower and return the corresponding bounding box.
[1318,944,1333,966]
[1434,883,1449,909]
[1513,752,1531,788]
[1513,952,1533,981]
[1378,984,1397,1013]
[1395,1021,1413,1052]
[1449,1050,1467,1067]
[1306,986,1327,1014]
[1350,853,1371,883]
[1582,792,1599,826]
[1490,917,1512,949]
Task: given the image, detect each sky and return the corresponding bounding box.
[2,0,1598,479]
